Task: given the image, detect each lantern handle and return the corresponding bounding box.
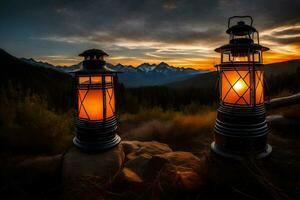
[228,16,253,28]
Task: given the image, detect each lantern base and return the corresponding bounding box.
[212,104,272,158]
[211,142,272,159]
[73,134,121,152]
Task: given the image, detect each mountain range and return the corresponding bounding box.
[1,48,300,90]
[20,58,208,87]
[20,56,300,89]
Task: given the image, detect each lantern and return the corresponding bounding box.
[211,16,272,158]
[72,49,121,151]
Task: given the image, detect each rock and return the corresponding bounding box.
[125,153,153,178]
[154,151,202,172]
[16,154,62,185]
[61,145,125,199]
[63,145,125,183]
[121,167,143,183]
[147,152,204,191]
[120,141,205,192]
[112,167,145,196]
[113,167,144,189]
[61,141,205,199]
[121,140,172,160]
[174,168,202,190]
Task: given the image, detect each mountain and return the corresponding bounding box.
[165,60,300,88]
[20,58,77,73]
[0,49,72,111]
[22,58,208,87]
[107,62,207,87]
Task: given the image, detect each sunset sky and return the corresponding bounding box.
[1,0,300,70]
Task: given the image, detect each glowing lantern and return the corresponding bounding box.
[72,49,121,151]
[211,16,272,158]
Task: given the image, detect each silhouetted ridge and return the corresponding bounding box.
[0,49,72,111]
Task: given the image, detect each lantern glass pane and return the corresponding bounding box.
[221,70,251,105]
[223,53,231,62]
[254,53,260,62]
[105,76,112,83]
[79,77,90,84]
[106,88,115,118]
[78,89,103,120]
[91,76,102,84]
[233,56,248,62]
[255,71,264,104]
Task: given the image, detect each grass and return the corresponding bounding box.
[0,87,73,155]
[0,85,216,155]
[120,106,216,153]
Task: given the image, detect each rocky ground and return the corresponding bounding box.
[0,104,299,200]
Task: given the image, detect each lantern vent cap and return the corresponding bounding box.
[79,49,109,59]
[72,49,121,74]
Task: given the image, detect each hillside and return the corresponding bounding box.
[264,59,300,76]
[166,60,300,88]
[0,49,73,111]
[165,71,218,89]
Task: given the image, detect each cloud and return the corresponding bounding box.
[0,0,299,69]
[260,24,300,57]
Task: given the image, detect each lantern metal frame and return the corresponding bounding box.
[72,49,121,152]
[211,16,272,159]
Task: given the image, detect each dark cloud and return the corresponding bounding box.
[263,35,300,45]
[0,0,299,66]
[272,27,300,37]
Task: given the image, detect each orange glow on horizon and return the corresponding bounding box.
[263,51,300,64]
[39,52,299,71]
[37,44,300,71]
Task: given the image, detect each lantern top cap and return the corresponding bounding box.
[73,49,121,74]
[79,49,109,58]
[226,16,257,36]
[215,16,270,53]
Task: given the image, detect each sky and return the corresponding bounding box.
[0,0,300,70]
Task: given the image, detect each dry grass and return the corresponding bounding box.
[120,108,216,153]
[0,88,73,154]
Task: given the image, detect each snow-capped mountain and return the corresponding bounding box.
[21,58,208,87]
[137,63,157,73]
[107,62,207,87]
[108,62,207,87]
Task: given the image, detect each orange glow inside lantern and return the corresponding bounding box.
[77,75,115,120]
[221,70,264,105]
